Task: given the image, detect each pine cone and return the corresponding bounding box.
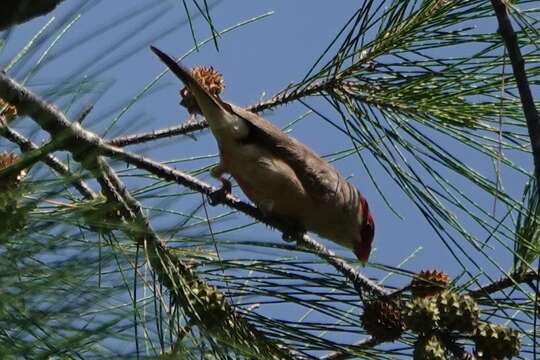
[435,291,479,333]
[0,98,17,122]
[474,322,520,359]
[77,195,124,233]
[0,199,28,240]
[413,335,447,360]
[410,269,450,298]
[360,299,404,341]
[180,66,225,115]
[183,279,231,330]
[0,152,26,192]
[0,152,28,238]
[403,297,439,334]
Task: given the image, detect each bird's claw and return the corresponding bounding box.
[210,163,225,179]
[281,232,297,243]
[207,176,232,206]
[279,220,306,243]
[281,229,305,243]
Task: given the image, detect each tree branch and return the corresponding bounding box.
[0,72,387,299]
[0,0,67,31]
[106,78,335,147]
[491,1,540,352]
[469,270,538,299]
[0,122,95,199]
[108,119,207,147]
[321,338,381,360]
[491,0,540,185]
[0,73,298,360]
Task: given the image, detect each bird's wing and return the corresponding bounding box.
[229,104,359,211]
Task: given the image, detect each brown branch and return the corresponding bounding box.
[321,338,381,360]
[99,138,387,297]
[107,78,335,147]
[0,0,67,31]
[0,73,298,360]
[491,2,540,352]
[491,0,540,185]
[108,119,207,147]
[249,78,335,113]
[469,270,538,299]
[0,72,387,299]
[0,123,95,199]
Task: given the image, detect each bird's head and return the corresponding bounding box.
[354,196,375,263]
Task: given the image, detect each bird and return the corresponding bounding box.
[150,46,375,262]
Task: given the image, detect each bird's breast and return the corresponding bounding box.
[220,142,309,217]
[219,142,360,250]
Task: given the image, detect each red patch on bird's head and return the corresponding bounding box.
[354,196,374,263]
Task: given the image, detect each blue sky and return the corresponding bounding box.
[0,0,533,356]
[1,0,524,283]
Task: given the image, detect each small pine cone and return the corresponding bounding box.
[403,297,440,334]
[474,322,520,359]
[410,269,450,298]
[0,152,28,238]
[180,66,224,114]
[191,66,224,96]
[360,299,404,342]
[77,195,124,233]
[0,152,26,193]
[0,98,17,122]
[0,201,28,240]
[435,291,479,333]
[413,335,447,360]
[184,280,231,330]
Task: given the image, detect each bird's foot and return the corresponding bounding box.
[210,163,225,179]
[282,228,305,243]
[207,176,232,206]
[279,219,306,243]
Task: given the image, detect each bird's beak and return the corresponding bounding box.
[150,46,227,118]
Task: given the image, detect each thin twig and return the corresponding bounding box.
[469,270,537,299]
[0,73,298,360]
[0,0,66,31]
[491,0,540,185]
[321,338,380,360]
[0,123,95,199]
[0,71,386,298]
[107,78,336,147]
[249,78,336,113]
[491,1,540,356]
[108,119,207,147]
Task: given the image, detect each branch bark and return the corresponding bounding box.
[1,0,67,31]
[107,78,335,147]
[491,0,540,185]
[0,122,95,199]
[0,72,387,298]
[0,73,297,360]
[469,270,537,299]
[109,119,207,147]
[490,2,540,355]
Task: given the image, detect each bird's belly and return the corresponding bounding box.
[220,142,357,249]
[221,143,309,218]
[302,206,356,249]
